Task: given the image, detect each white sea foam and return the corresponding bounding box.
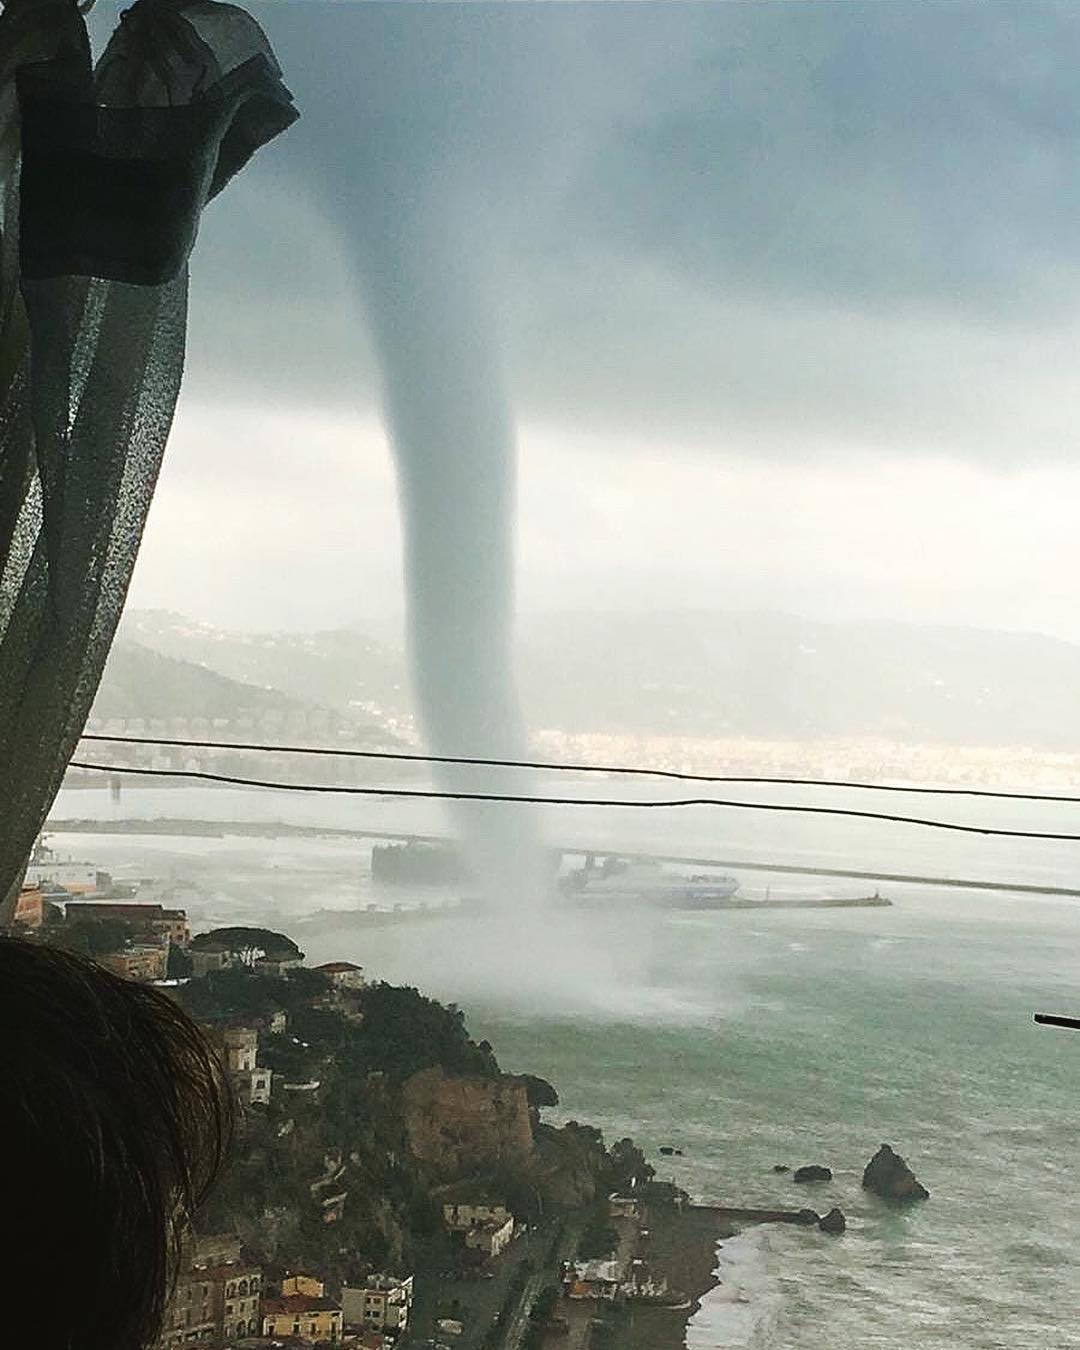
[686,1231,780,1349]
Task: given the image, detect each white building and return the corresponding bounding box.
[464,1215,515,1259]
[608,1193,642,1220]
[342,1274,414,1333]
[563,1260,625,1301]
[443,1201,512,1231]
[220,1027,271,1105]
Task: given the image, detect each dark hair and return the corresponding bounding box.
[0,936,233,1350]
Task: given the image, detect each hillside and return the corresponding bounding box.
[119,610,410,728]
[90,640,396,747]
[517,610,1080,749]
[119,607,1080,752]
[180,966,646,1279]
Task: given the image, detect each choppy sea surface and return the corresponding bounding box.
[50,781,1080,1347]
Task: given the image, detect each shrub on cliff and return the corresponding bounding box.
[520,1075,559,1109]
[578,1219,619,1259]
[355,983,500,1081]
[606,1137,654,1190]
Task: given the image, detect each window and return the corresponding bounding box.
[51,5,1080,1348]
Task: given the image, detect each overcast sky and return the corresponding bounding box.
[117,1,1080,641]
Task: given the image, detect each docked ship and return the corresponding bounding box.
[559,854,740,910]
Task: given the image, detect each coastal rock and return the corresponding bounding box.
[795,1208,820,1225]
[772,1164,791,1174]
[862,1144,929,1202]
[793,1165,832,1184]
[819,1207,846,1235]
[401,1067,533,1179]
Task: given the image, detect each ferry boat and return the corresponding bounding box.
[559,855,739,910]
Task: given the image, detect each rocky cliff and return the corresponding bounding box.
[402,1066,534,1180]
[187,965,642,1281]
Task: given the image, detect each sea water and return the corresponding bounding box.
[477,886,1080,1348]
[49,782,1080,1346]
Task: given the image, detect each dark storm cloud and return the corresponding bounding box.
[177,1,1080,459]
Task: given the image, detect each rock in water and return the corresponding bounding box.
[819,1207,846,1235]
[772,1164,791,1174]
[793,1164,832,1183]
[862,1144,929,1201]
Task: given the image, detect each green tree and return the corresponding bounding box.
[578,1220,619,1260]
[167,944,194,978]
[353,983,500,1081]
[190,926,303,967]
[50,917,133,957]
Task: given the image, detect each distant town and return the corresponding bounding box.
[531,730,1080,791]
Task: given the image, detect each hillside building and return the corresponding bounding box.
[100,943,168,983]
[442,1200,512,1230]
[341,1274,413,1333]
[314,960,367,990]
[442,1199,515,1259]
[62,900,190,946]
[282,1274,325,1298]
[159,1235,262,1347]
[254,952,305,977]
[218,1025,272,1106]
[261,1294,342,1342]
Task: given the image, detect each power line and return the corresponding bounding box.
[78,733,1080,805]
[1034,1013,1080,1030]
[67,759,1080,842]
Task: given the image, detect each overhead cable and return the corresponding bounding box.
[67,760,1080,842]
[78,733,1080,805]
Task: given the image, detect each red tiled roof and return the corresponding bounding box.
[314,961,363,972]
[194,1262,261,1281]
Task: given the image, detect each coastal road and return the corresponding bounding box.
[405,1223,563,1350]
[500,1220,576,1350]
[501,1264,547,1350]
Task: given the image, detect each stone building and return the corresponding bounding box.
[261,1294,342,1342]
[159,1235,261,1347]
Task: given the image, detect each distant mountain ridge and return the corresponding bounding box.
[517,610,1080,749]
[119,610,410,726]
[117,607,1080,752]
[92,638,397,747]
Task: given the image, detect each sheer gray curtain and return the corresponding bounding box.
[0,0,296,912]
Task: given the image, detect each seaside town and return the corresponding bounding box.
[5,840,708,1350]
[6,838,924,1350]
